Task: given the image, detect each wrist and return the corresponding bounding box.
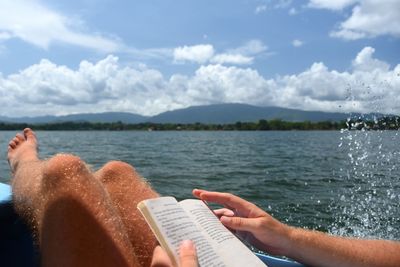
[265,223,297,256]
[281,226,301,258]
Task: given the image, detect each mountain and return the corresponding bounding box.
[148,103,350,123]
[0,104,382,124]
[0,112,149,124]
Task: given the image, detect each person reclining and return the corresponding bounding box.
[7,128,400,267]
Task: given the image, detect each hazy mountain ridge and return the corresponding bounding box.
[0,112,149,124]
[0,104,387,124]
[148,103,350,123]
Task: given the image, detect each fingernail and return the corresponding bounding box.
[226,210,235,216]
[181,240,195,250]
[220,216,231,224]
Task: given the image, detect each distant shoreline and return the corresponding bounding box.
[1,117,399,131]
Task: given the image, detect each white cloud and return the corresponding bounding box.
[173,44,215,64]
[210,39,268,65]
[0,46,398,117]
[0,0,121,52]
[255,1,293,14]
[229,39,268,55]
[255,5,267,14]
[276,48,399,113]
[308,0,400,40]
[352,47,390,72]
[173,40,268,65]
[0,32,12,41]
[330,29,366,40]
[292,39,304,47]
[210,54,254,65]
[308,0,357,10]
[0,55,170,116]
[274,0,293,9]
[0,1,186,60]
[331,0,400,40]
[182,64,274,106]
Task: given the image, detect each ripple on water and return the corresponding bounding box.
[0,130,398,239]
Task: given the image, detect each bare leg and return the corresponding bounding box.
[8,129,140,267]
[95,161,159,267]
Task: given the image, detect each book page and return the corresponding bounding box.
[180,199,266,267]
[139,197,226,267]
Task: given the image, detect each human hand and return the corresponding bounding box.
[193,189,292,255]
[151,240,198,267]
[213,208,235,218]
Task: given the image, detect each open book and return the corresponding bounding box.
[137,197,266,267]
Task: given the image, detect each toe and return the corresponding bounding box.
[9,141,16,149]
[24,128,37,141]
[16,133,25,142]
[13,137,20,145]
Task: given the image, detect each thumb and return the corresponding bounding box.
[151,246,173,267]
[179,240,198,267]
[220,216,259,232]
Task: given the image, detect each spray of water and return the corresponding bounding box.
[329,84,400,240]
[331,129,400,239]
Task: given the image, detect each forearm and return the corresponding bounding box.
[285,227,400,267]
[193,189,400,267]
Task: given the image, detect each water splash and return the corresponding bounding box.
[331,80,400,239]
[330,124,400,239]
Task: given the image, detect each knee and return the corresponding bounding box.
[101,160,137,176]
[98,161,139,183]
[42,154,89,187]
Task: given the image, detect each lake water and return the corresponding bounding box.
[0,130,399,240]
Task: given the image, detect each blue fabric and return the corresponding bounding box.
[0,183,11,202]
[256,253,305,267]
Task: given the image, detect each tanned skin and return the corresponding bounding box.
[193,189,400,267]
[9,128,397,267]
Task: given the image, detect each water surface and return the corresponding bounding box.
[0,130,398,239]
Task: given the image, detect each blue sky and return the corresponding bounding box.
[0,0,399,117]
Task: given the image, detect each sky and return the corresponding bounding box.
[0,0,399,117]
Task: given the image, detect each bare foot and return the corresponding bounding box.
[7,128,39,174]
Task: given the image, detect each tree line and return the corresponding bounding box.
[0,116,399,131]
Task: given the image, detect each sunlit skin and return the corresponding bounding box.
[8,128,399,267]
[193,189,400,267]
[8,128,196,267]
[151,240,198,267]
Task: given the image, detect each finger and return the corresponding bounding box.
[151,246,173,267]
[220,216,262,232]
[192,189,206,198]
[197,191,260,217]
[179,240,198,267]
[213,208,235,217]
[194,190,237,211]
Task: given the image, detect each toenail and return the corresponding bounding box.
[24,128,33,134]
